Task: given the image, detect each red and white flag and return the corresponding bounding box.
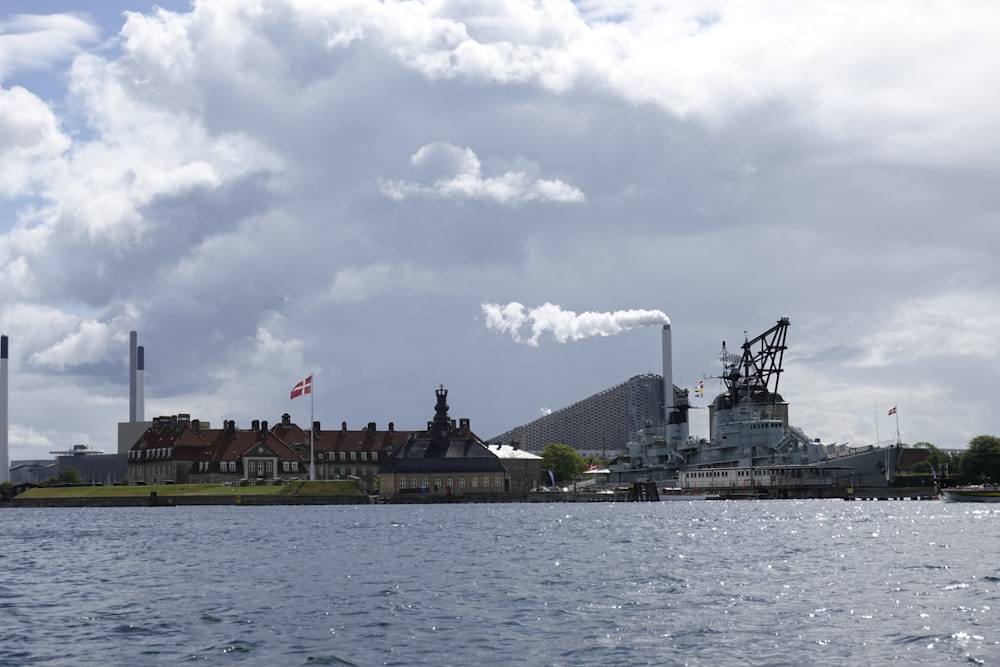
[887,406,896,416]
[290,375,312,400]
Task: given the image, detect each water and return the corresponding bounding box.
[0,500,996,666]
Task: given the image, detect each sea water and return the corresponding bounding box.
[0,500,996,666]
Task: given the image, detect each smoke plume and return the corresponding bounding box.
[481,302,669,347]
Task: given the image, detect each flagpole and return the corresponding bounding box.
[310,374,315,481]
[872,384,880,445]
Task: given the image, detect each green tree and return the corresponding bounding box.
[541,443,585,483]
[911,442,953,477]
[55,466,84,485]
[959,435,1000,483]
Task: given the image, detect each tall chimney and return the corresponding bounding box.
[136,345,145,422]
[662,324,673,419]
[1,335,9,483]
[129,331,137,422]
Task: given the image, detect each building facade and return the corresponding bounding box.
[378,386,541,498]
[489,374,670,457]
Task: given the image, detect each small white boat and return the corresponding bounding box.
[659,487,707,501]
[940,486,1000,503]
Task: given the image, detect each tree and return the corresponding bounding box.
[911,441,958,477]
[43,466,84,486]
[541,443,585,483]
[959,435,1000,483]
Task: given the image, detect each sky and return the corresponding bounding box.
[1,0,998,461]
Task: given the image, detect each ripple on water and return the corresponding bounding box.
[1,502,999,665]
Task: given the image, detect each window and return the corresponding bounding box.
[422,478,429,489]
[350,451,356,461]
[360,452,367,461]
[434,478,441,490]
[495,477,502,489]
[459,478,466,489]
[266,461,273,473]
[371,452,378,462]
[447,477,453,489]
[410,478,418,488]
[471,477,479,488]
[283,462,290,472]
[291,462,298,472]
[483,476,489,488]
[399,478,406,489]
[339,452,346,461]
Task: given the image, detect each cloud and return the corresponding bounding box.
[31,318,118,370]
[0,0,998,461]
[0,86,70,197]
[328,263,435,304]
[379,142,585,205]
[0,13,99,80]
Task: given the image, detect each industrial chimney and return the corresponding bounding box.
[1,335,8,484]
[661,324,673,418]
[129,331,137,422]
[136,345,145,422]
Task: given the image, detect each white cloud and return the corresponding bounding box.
[0,13,99,80]
[379,141,585,205]
[328,263,435,304]
[31,318,117,370]
[0,86,70,197]
[860,291,1000,367]
[0,0,999,461]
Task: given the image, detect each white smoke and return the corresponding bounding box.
[481,301,670,347]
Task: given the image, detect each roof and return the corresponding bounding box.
[379,432,507,474]
[489,444,543,460]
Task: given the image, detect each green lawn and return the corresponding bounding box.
[16,480,366,499]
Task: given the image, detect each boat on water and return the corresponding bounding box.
[611,317,912,495]
[940,486,1000,503]
[659,486,708,501]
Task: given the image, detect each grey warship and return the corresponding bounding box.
[613,318,903,491]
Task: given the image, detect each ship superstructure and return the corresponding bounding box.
[614,318,902,488]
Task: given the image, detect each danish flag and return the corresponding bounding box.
[290,375,312,400]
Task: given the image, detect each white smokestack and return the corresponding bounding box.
[482,302,669,346]
[136,345,145,422]
[129,331,137,422]
[1,335,8,484]
[662,324,673,415]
